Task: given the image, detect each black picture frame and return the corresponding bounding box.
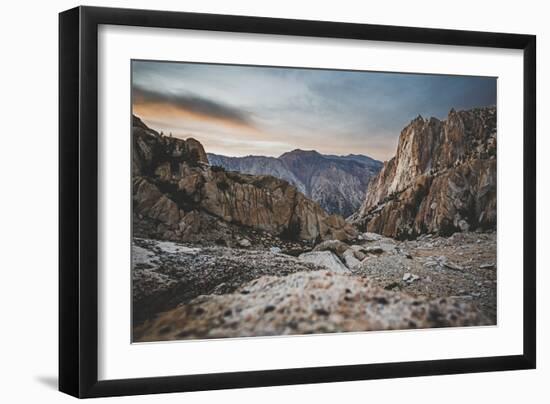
[59,5,536,398]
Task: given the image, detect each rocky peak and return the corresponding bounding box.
[279,149,321,158]
[132,116,356,243]
[132,115,209,177]
[132,114,157,134]
[350,106,496,239]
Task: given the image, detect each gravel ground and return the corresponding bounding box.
[351,232,497,323]
[132,231,496,340]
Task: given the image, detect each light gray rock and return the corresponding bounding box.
[132,237,322,325]
[155,240,201,255]
[342,249,362,269]
[298,251,349,273]
[443,261,464,271]
[349,245,367,261]
[270,247,282,254]
[402,273,419,283]
[136,270,491,341]
[361,232,383,242]
[424,260,439,268]
[238,238,252,248]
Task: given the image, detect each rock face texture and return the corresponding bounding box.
[350,107,496,239]
[208,150,382,218]
[207,154,307,194]
[135,270,490,341]
[132,238,326,325]
[132,116,356,243]
[133,231,496,337]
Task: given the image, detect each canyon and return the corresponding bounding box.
[131,107,497,341]
[208,150,382,218]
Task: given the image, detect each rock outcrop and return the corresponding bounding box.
[133,229,497,333]
[132,237,327,325]
[208,150,382,218]
[298,251,350,273]
[132,116,356,243]
[350,107,496,239]
[135,270,491,341]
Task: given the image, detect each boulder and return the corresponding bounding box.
[312,240,350,258]
[349,245,367,261]
[238,238,252,248]
[136,270,492,341]
[360,232,383,242]
[298,251,349,273]
[342,249,362,269]
[403,273,420,283]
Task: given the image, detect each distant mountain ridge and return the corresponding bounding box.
[208,149,383,217]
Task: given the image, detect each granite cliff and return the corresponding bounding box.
[349,107,497,239]
[132,116,356,244]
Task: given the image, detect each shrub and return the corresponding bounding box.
[280,221,301,241]
[217,179,230,192]
[211,165,226,173]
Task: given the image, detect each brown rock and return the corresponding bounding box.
[132,115,355,242]
[350,107,496,239]
[313,240,350,257]
[186,138,209,165]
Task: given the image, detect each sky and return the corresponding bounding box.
[132,60,496,161]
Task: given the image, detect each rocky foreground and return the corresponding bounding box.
[133,231,496,341]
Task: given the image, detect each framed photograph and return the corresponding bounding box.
[59,6,536,398]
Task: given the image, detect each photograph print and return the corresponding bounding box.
[131,61,497,342]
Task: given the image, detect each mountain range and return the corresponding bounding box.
[208,150,382,218]
[132,104,496,245]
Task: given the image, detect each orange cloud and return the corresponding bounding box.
[132,101,257,134]
[132,85,257,131]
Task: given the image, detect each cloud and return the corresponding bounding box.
[132,61,496,161]
[133,85,254,128]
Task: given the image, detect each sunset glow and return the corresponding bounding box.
[132,61,496,160]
